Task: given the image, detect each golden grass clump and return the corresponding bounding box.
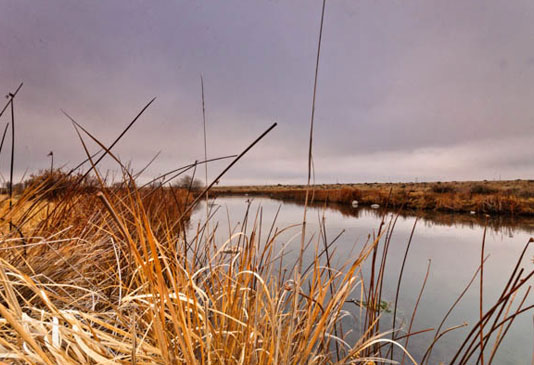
[0,172,416,364]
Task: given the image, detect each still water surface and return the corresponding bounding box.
[190,196,534,364]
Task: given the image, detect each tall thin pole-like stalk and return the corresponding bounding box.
[49,151,54,173]
[401,259,431,365]
[391,218,418,360]
[201,75,208,191]
[198,75,212,359]
[298,0,327,277]
[200,75,210,241]
[0,83,22,234]
[9,98,15,217]
[1,84,23,221]
[0,123,9,157]
[479,225,487,365]
[289,2,327,362]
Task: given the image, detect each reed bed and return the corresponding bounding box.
[0,168,531,364]
[0,170,425,364]
[213,180,534,216]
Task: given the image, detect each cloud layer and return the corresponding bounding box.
[2,0,534,184]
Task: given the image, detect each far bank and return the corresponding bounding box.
[212,180,534,216]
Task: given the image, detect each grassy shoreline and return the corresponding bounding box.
[0,174,412,364]
[0,174,531,363]
[213,180,534,216]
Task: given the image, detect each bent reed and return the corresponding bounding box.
[0,162,531,364]
[0,169,417,364]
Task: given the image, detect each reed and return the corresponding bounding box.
[0,169,424,364]
[214,181,534,216]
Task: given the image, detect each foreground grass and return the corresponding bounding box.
[0,172,531,364]
[0,174,418,364]
[213,180,534,216]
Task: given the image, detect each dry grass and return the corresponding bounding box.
[0,172,423,364]
[0,171,530,364]
[213,180,534,216]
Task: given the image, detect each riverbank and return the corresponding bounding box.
[212,180,534,216]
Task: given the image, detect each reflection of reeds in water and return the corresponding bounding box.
[273,197,534,236]
[213,180,534,217]
[0,172,420,363]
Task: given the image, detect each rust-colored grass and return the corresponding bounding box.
[213,180,534,216]
[0,169,531,364]
[0,171,419,364]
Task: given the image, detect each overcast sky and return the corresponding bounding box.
[2,0,534,185]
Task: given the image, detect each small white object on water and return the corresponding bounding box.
[352,200,358,207]
[371,204,380,209]
[470,211,476,215]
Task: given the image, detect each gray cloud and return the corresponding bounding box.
[2,0,534,184]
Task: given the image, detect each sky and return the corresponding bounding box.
[2,0,534,185]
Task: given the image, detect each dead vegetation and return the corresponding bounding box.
[0,116,530,364]
[214,180,534,216]
[0,171,414,364]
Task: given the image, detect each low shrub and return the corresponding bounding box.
[469,184,498,195]
[431,183,457,194]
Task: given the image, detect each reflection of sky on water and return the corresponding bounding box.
[190,196,534,364]
[279,197,534,236]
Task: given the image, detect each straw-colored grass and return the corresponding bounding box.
[213,180,534,216]
[0,173,420,364]
[0,168,531,364]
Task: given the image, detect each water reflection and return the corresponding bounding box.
[192,196,534,364]
[278,198,534,236]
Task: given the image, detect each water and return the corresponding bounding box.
[190,196,534,364]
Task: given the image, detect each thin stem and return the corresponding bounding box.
[9,98,15,231]
[479,225,487,365]
[391,217,418,359]
[401,259,431,365]
[0,123,9,157]
[299,0,327,276]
